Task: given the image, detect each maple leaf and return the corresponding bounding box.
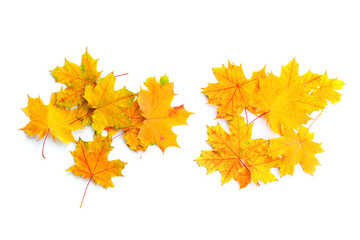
[122,100,146,151]
[269,126,324,176]
[137,75,193,152]
[279,58,302,86]
[51,49,101,108]
[251,71,311,134]
[21,93,83,157]
[68,135,126,207]
[202,62,266,119]
[302,73,344,113]
[196,114,280,188]
[84,72,136,134]
[295,71,325,113]
[279,59,344,114]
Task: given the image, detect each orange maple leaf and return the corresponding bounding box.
[269,126,324,176]
[122,100,146,151]
[21,93,83,158]
[51,49,101,108]
[196,114,280,188]
[84,72,136,133]
[137,75,193,152]
[202,62,266,119]
[68,135,126,207]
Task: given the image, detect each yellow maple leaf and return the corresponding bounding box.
[251,72,311,134]
[295,71,324,113]
[84,72,136,133]
[280,59,344,114]
[196,115,280,188]
[304,73,344,111]
[21,93,83,157]
[202,62,266,119]
[270,126,324,176]
[279,58,302,86]
[51,49,101,108]
[67,135,126,207]
[137,75,193,152]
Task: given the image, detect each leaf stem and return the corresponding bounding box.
[248,111,269,125]
[80,177,92,208]
[112,131,126,140]
[114,73,128,78]
[304,112,322,137]
[42,129,50,158]
[244,108,249,124]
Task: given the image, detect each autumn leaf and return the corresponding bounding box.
[196,114,280,188]
[122,100,146,151]
[137,75,193,152]
[301,72,344,113]
[202,62,266,119]
[279,58,302,86]
[250,72,311,134]
[68,134,126,207]
[21,93,83,157]
[269,126,324,176]
[84,72,136,134]
[295,70,325,113]
[51,49,101,108]
[278,59,344,114]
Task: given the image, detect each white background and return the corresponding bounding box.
[1,0,359,239]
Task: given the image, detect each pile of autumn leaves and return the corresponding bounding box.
[22,50,344,198]
[21,50,192,192]
[198,60,344,188]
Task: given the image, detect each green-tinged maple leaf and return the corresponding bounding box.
[84,72,136,134]
[51,49,101,108]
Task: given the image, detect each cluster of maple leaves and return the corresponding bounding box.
[21,49,343,206]
[21,49,192,206]
[197,60,344,188]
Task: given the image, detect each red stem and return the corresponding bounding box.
[42,129,50,158]
[244,108,249,124]
[304,112,322,137]
[112,131,126,140]
[114,73,128,78]
[248,111,269,125]
[80,177,92,208]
